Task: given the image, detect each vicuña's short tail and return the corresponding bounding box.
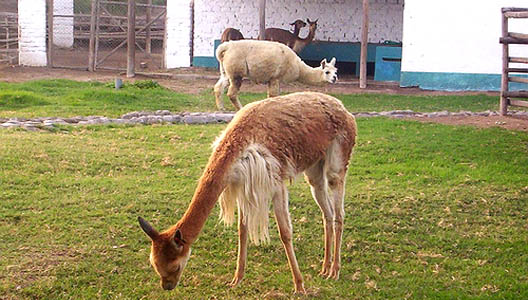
[219,144,280,245]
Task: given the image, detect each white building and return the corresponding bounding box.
[17,0,528,91]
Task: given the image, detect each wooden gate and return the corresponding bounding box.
[47,0,166,73]
[500,7,528,115]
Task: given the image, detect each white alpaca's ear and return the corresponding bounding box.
[321,58,327,68]
[330,57,336,66]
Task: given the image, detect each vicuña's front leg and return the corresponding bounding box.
[273,186,306,294]
[230,208,248,287]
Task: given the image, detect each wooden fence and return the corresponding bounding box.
[500,7,528,115]
[0,12,18,64]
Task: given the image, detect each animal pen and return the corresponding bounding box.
[0,12,18,64]
[500,7,528,115]
[47,0,166,74]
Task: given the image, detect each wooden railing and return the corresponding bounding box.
[500,7,528,115]
[0,12,18,64]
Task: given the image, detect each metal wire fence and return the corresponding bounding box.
[49,0,166,71]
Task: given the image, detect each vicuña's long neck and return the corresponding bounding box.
[303,27,316,42]
[293,26,301,37]
[174,152,233,244]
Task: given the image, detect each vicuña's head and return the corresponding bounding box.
[320,57,338,83]
[290,19,307,30]
[306,18,318,32]
[138,217,191,291]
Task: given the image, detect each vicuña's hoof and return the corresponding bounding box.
[228,277,243,288]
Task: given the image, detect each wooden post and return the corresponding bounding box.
[47,0,54,67]
[146,0,152,55]
[359,0,369,89]
[88,0,98,71]
[162,4,167,69]
[94,0,101,70]
[259,0,266,40]
[500,9,509,116]
[127,0,136,78]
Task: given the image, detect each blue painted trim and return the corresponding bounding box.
[192,56,218,68]
[401,71,528,91]
[374,46,402,82]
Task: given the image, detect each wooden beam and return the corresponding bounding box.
[508,76,528,84]
[500,10,509,115]
[503,91,528,99]
[88,0,98,72]
[146,0,152,55]
[510,99,528,107]
[504,11,528,19]
[46,0,53,67]
[510,57,528,64]
[500,37,528,44]
[359,0,369,89]
[127,0,136,78]
[259,0,266,40]
[506,68,528,73]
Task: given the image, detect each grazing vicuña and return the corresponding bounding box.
[138,92,356,294]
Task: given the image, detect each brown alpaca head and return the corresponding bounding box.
[138,217,191,291]
[320,57,338,83]
[290,19,307,31]
[306,18,318,33]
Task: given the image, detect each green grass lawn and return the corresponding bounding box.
[1,79,527,299]
[1,116,528,299]
[0,79,505,118]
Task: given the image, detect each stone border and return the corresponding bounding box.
[2,109,528,131]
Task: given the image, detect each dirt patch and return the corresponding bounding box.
[408,115,528,132]
[1,64,527,132]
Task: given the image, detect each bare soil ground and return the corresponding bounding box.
[1,64,527,132]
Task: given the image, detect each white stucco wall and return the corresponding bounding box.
[18,0,47,66]
[53,0,74,48]
[401,0,528,75]
[193,0,404,57]
[165,0,193,68]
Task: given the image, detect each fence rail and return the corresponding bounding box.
[0,12,18,64]
[500,7,528,115]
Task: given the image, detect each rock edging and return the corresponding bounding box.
[1,109,527,131]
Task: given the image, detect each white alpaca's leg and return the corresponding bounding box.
[273,185,306,294]
[267,79,280,98]
[214,75,229,111]
[226,76,243,111]
[305,161,334,277]
[230,206,248,287]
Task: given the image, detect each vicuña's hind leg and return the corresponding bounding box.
[305,161,334,278]
[214,75,230,110]
[230,207,248,287]
[327,169,346,280]
[227,76,243,111]
[273,185,306,294]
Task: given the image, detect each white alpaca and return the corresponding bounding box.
[214,40,338,110]
[138,92,356,294]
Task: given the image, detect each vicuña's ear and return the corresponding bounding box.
[173,229,186,246]
[138,216,159,240]
[321,58,327,68]
[330,57,336,66]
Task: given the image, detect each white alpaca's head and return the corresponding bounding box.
[320,57,338,83]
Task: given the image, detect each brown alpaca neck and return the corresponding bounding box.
[173,153,233,244]
[293,28,316,53]
[292,26,302,37]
